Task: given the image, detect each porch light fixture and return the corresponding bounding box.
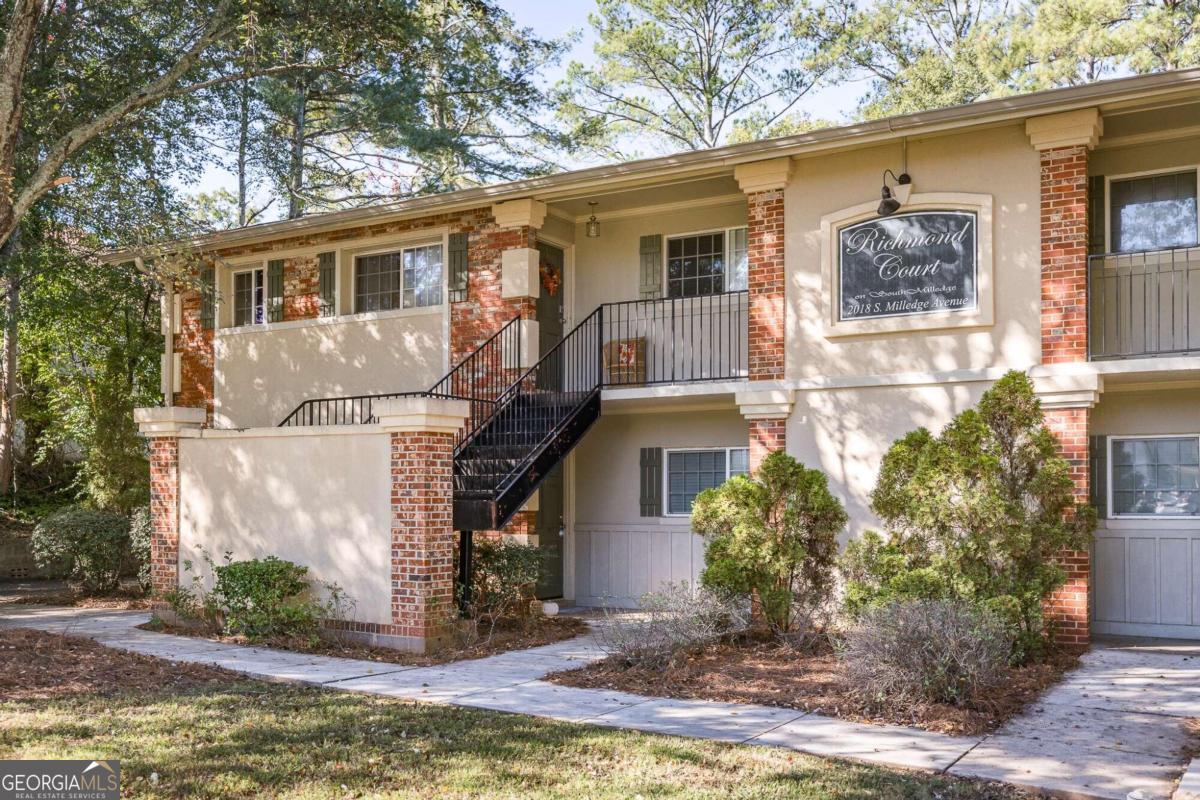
[877,169,912,216]
[585,202,600,238]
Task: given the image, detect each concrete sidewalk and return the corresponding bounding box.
[2,605,1196,799]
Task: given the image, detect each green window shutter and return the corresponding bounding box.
[1088,174,1106,255]
[318,252,336,316]
[199,266,215,330]
[639,234,662,299]
[448,231,469,303]
[1090,434,1107,519]
[639,447,663,517]
[267,259,284,322]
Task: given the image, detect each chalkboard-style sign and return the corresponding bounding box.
[838,210,977,321]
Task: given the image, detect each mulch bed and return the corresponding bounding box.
[548,634,1081,737]
[141,614,590,667]
[0,627,244,701]
[10,591,152,610]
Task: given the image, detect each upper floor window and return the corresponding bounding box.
[1110,169,1198,253]
[233,267,265,326]
[1110,435,1200,517]
[666,227,748,298]
[665,446,749,515]
[354,243,443,313]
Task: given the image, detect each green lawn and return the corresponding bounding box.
[0,683,1033,799]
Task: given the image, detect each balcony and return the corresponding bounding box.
[1088,246,1200,360]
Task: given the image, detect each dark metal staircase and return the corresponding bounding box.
[451,309,603,530]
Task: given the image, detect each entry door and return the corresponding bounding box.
[534,242,565,599]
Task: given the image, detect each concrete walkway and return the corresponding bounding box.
[2,605,1197,800]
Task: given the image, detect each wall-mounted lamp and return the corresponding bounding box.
[585,202,600,238]
[877,169,913,216]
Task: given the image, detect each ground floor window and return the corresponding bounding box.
[1110,435,1200,517]
[233,267,265,326]
[666,446,749,515]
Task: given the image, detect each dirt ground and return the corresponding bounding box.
[549,635,1081,737]
[143,614,590,667]
[0,627,244,701]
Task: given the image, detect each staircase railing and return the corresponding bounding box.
[278,315,525,430]
[456,307,604,485]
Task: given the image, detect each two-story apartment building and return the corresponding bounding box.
[132,68,1200,652]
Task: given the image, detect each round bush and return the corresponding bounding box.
[31,507,131,592]
[839,599,1012,708]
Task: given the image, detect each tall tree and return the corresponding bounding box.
[558,0,827,153]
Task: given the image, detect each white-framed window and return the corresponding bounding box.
[1108,168,1199,253]
[1108,434,1200,517]
[354,243,444,313]
[232,267,265,326]
[665,227,749,298]
[665,446,750,515]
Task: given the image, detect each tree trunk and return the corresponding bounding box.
[286,79,309,219]
[0,235,22,494]
[237,78,250,227]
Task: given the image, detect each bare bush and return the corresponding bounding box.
[839,599,1012,708]
[594,582,750,669]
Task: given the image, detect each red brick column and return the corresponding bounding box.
[1039,145,1090,364]
[747,189,786,381]
[1042,406,1091,646]
[749,419,786,472]
[134,407,206,605]
[378,397,469,652]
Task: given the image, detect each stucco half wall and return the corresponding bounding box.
[177,427,392,625]
[213,309,446,428]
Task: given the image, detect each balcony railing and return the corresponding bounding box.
[1089,246,1200,360]
[599,291,748,386]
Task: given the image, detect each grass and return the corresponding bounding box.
[0,682,1036,799]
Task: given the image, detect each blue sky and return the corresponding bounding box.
[192,1,866,211]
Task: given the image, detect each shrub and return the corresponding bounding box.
[127,506,152,591]
[30,506,130,592]
[847,371,1096,661]
[595,582,749,669]
[693,450,845,633]
[211,556,320,639]
[840,599,1012,708]
[467,539,544,623]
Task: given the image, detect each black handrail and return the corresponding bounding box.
[278,315,524,428]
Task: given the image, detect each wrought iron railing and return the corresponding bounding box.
[278,315,525,432]
[599,291,748,386]
[1089,246,1200,360]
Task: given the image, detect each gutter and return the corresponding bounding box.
[103,67,1200,261]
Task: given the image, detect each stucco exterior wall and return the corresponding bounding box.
[178,428,392,624]
[572,408,748,606]
[786,124,1042,379]
[570,200,748,319]
[786,380,993,541]
[213,309,445,428]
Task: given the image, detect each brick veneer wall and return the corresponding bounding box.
[283,255,320,321]
[147,437,181,596]
[1040,146,1089,364]
[390,429,457,645]
[747,189,786,381]
[1042,406,1091,646]
[173,290,214,419]
[452,224,537,365]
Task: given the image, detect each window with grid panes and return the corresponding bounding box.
[666,447,750,514]
[1111,436,1200,516]
[667,232,726,298]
